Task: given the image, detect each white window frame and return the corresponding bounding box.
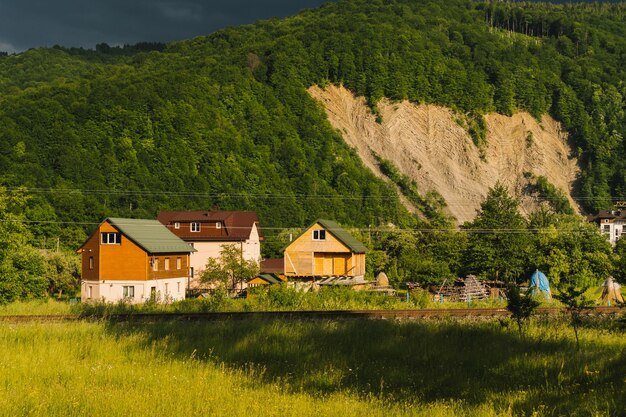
[191,222,201,232]
[216,222,221,229]
[164,258,170,271]
[174,222,180,229]
[176,257,182,270]
[101,232,121,245]
[312,230,326,241]
[123,286,135,299]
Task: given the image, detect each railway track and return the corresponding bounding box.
[0,307,622,323]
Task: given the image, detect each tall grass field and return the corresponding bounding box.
[0,317,624,416]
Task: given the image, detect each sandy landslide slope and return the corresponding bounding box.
[309,85,579,224]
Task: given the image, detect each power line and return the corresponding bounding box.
[2,187,398,200]
[4,185,625,203]
[0,218,605,235]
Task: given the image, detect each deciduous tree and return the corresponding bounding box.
[200,244,259,293]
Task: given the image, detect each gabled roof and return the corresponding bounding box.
[289,219,368,253]
[106,218,196,254]
[258,274,282,284]
[589,210,626,223]
[156,210,263,241]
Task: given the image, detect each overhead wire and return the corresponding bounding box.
[0,218,605,235]
[2,185,625,202]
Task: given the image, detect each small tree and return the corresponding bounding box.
[463,183,531,282]
[42,251,80,297]
[554,283,594,351]
[506,283,540,337]
[200,244,259,294]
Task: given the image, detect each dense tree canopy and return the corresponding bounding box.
[0,0,625,297]
[0,0,625,250]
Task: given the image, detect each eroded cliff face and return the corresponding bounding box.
[309,84,579,224]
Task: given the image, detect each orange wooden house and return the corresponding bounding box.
[283,219,367,278]
[77,218,196,303]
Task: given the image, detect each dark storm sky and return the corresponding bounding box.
[0,0,331,53]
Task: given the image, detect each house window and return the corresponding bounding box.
[101,232,121,244]
[164,283,169,294]
[313,230,326,241]
[89,256,94,270]
[603,225,611,234]
[216,222,221,229]
[88,286,93,299]
[164,258,170,271]
[176,257,182,270]
[177,282,181,292]
[174,222,180,229]
[191,222,201,232]
[152,258,159,271]
[123,286,135,299]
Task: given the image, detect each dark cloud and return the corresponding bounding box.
[0,0,330,53]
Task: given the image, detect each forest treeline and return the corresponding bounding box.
[0,0,625,298]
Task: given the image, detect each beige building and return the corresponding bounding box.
[157,211,263,281]
[284,219,367,278]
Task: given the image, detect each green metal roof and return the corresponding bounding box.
[107,218,196,254]
[314,219,368,253]
[259,274,281,284]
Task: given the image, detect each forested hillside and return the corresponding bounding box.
[0,0,625,250]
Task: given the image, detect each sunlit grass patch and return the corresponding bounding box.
[2,317,624,416]
[0,299,73,316]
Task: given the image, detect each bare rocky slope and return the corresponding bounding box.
[309,85,579,224]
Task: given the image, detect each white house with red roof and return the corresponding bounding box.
[157,211,263,280]
[588,208,626,245]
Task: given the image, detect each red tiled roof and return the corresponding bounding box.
[157,211,264,241]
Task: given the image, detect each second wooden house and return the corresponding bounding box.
[284,219,367,278]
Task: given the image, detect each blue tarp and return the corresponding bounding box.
[530,270,551,299]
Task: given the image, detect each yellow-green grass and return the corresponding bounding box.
[0,318,624,416]
[0,299,73,316]
[0,280,622,317]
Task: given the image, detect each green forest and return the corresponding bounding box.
[1,0,625,301]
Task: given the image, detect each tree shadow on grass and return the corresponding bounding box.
[104,317,624,414]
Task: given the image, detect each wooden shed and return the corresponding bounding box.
[283,219,367,278]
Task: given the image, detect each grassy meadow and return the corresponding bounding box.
[1,317,625,416]
[0,287,514,317]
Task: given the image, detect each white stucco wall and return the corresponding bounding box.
[190,223,262,279]
[599,219,625,245]
[81,277,187,303]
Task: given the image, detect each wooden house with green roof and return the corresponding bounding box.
[284,219,367,278]
[78,217,196,303]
